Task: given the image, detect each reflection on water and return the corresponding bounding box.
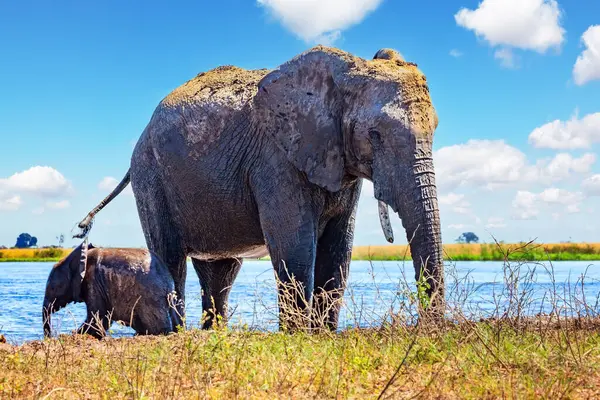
[1,260,598,344]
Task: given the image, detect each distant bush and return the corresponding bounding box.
[33,248,65,258]
[15,233,38,248]
[544,243,600,255]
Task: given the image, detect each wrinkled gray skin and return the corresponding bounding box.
[43,240,183,338]
[75,46,444,330]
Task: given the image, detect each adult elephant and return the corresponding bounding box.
[75,46,444,331]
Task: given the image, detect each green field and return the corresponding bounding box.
[351,242,600,262]
[3,242,600,262]
[0,247,70,262]
[2,318,600,399]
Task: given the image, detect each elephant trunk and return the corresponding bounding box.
[401,156,444,316]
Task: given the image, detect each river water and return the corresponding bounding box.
[1,260,599,344]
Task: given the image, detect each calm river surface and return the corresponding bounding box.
[1,260,599,344]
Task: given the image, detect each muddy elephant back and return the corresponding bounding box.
[160,66,270,109]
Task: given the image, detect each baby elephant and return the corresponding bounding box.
[43,239,184,339]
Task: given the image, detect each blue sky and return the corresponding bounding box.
[0,0,599,248]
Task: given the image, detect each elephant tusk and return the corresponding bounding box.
[378,200,394,243]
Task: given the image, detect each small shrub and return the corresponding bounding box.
[33,248,65,258]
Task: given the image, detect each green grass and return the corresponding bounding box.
[351,252,600,262]
[0,258,64,262]
[448,251,600,261]
[2,319,600,399]
[351,242,600,262]
[4,243,600,263]
[0,247,69,263]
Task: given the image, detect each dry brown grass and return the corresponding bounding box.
[352,242,600,261]
[3,243,600,262]
[2,319,600,399]
[0,248,71,261]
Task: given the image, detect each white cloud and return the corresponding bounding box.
[31,207,45,215]
[512,191,539,220]
[528,111,600,149]
[434,140,594,190]
[435,140,526,190]
[439,193,463,205]
[98,177,118,191]
[452,206,471,215]
[537,188,583,206]
[0,166,72,214]
[0,194,22,211]
[46,200,70,210]
[582,174,600,196]
[494,48,518,68]
[573,25,600,86]
[485,217,506,229]
[439,192,471,214]
[540,153,596,180]
[98,176,133,196]
[257,0,383,43]
[448,224,467,230]
[449,49,463,58]
[512,188,583,219]
[455,0,565,54]
[0,166,72,198]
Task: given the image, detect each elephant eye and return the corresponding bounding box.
[368,129,381,142]
[368,129,382,150]
[396,134,411,148]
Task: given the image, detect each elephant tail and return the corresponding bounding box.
[73,169,131,239]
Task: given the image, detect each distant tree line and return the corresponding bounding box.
[0,233,67,249]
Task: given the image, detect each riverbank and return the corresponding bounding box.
[3,242,600,262]
[351,242,600,261]
[0,248,70,262]
[2,317,600,398]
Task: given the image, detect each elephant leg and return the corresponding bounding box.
[192,258,242,329]
[254,179,320,331]
[77,308,111,339]
[312,217,355,331]
[134,182,188,316]
[313,184,361,331]
[129,304,174,336]
[131,320,171,336]
[263,219,318,332]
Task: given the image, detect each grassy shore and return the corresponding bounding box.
[0,247,70,262]
[2,318,600,399]
[3,242,600,262]
[351,242,600,262]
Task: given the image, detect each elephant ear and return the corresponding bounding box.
[253,48,349,192]
[70,238,89,302]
